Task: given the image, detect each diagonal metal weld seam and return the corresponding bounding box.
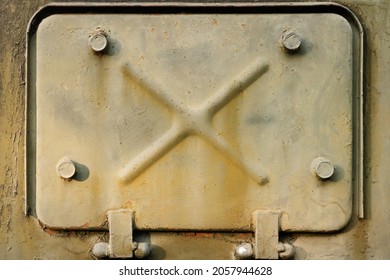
[118,58,269,185]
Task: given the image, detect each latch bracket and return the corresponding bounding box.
[108,209,135,258]
[252,210,280,260]
[92,209,151,259]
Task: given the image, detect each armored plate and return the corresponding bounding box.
[27,4,363,232]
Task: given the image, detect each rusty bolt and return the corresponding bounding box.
[234,243,253,259]
[56,157,76,179]
[311,157,335,180]
[89,31,108,53]
[282,31,302,52]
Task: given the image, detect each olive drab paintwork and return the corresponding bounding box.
[0,0,390,260]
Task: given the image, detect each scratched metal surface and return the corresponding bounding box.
[34,12,353,232]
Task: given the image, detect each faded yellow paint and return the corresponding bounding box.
[0,0,390,260]
[33,11,354,234]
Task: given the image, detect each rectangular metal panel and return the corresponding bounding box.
[28,4,362,233]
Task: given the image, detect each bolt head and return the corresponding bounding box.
[134,242,151,259]
[89,32,108,53]
[311,157,335,180]
[92,242,109,259]
[56,157,76,179]
[235,243,253,260]
[282,31,302,52]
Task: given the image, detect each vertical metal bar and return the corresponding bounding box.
[108,209,134,258]
[252,210,280,259]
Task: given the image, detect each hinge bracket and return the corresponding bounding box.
[252,210,281,260]
[92,209,151,259]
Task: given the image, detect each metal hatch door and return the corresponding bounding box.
[27,3,363,237]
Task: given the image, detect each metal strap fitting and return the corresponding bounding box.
[92,209,151,259]
[252,210,295,260]
[252,210,281,259]
[108,209,135,258]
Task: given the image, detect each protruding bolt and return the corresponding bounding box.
[282,31,302,52]
[56,157,76,179]
[134,242,151,259]
[89,31,108,53]
[235,243,253,260]
[277,242,295,260]
[311,157,335,180]
[92,242,109,259]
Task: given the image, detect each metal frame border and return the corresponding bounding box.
[25,2,365,221]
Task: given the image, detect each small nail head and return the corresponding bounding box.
[282,31,302,52]
[89,32,108,52]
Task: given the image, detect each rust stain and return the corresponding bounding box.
[209,17,218,26]
[123,200,133,209]
[195,233,213,238]
[44,228,57,235]
[77,223,90,229]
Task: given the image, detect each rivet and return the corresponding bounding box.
[56,157,76,179]
[235,243,253,259]
[282,31,302,52]
[92,242,109,259]
[89,31,108,53]
[311,157,335,180]
[134,242,151,259]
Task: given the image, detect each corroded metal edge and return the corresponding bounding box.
[25,2,365,225]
